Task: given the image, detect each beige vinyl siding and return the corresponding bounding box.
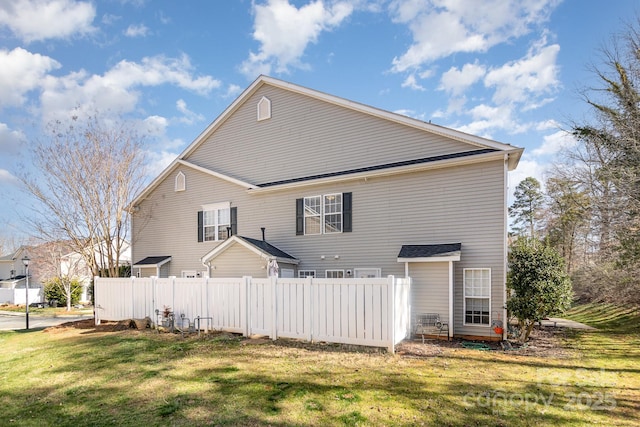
[209,244,266,278]
[185,85,477,185]
[410,262,449,322]
[133,153,507,338]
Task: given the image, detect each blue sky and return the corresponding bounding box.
[0,0,638,243]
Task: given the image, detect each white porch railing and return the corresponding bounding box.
[94,276,411,353]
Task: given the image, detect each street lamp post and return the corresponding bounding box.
[22,256,30,330]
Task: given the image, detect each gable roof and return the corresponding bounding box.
[0,246,28,262]
[131,75,523,206]
[397,243,462,262]
[133,256,172,268]
[201,235,299,265]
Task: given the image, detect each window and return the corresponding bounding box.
[323,194,342,233]
[257,96,271,121]
[325,270,344,279]
[298,270,316,278]
[175,171,186,192]
[296,193,352,235]
[198,203,237,242]
[464,268,491,325]
[304,196,322,235]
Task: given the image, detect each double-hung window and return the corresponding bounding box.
[296,192,352,235]
[198,202,236,242]
[464,268,491,325]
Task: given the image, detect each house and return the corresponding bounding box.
[60,240,131,303]
[0,246,42,305]
[0,246,29,288]
[130,75,523,340]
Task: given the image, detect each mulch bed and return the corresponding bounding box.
[397,326,573,358]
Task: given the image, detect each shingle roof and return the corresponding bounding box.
[398,243,462,258]
[133,256,172,267]
[257,149,497,188]
[237,236,298,260]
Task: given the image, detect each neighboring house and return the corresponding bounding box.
[0,246,29,288]
[130,75,523,339]
[0,246,42,305]
[60,240,132,303]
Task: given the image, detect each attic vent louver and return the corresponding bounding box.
[175,171,186,192]
[257,96,271,121]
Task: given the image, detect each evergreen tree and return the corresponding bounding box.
[509,177,544,238]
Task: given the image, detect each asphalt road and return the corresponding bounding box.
[0,312,93,331]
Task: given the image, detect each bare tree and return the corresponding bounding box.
[19,113,147,280]
[30,241,86,311]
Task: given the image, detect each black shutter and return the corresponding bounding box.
[230,207,237,237]
[296,198,304,235]
[343,192,352,232]
[197,211,203,242]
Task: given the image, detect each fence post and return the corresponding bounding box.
[94,276,100,325]
[271,276,278,341]
[242,276,250,337]
[305,277,313,342]
[130,275,135,319]
[387,275,395,354]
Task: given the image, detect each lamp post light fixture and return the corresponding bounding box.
[22,256,30,330]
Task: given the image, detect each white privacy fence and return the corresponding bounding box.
[0,288,42,305]
[94,276,411,353]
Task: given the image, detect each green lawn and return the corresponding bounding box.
[0,304,638,426]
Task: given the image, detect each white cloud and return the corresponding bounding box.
[145,150,179,177]
[389,0,559,72]
[0,123,26,156]
[484,40,560,105]
[124,23,149,38]
[0,169,18,184]
[439,62,486,96]
[508,157,547,204]
[0,0,96,42]
[532,130,577,156]
[401,74,425,91]
[40,54,220,122]
[241,0,354,78]
[142,115,168,137]
[176,99,205,125]
[0,48,60,109]
[224,84,243,99]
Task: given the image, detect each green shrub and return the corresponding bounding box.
[44,277,83,306]
[507,237,573,342]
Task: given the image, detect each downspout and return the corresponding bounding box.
[503,153,509,340]
[448,260,454,339]
[404,262,409,278]
[201,259,211,278]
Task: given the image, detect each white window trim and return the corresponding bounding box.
[325,269,345,279]
[304,195,322,235]
[354,268,381,278]
[298,270,316,278]
[303,193,343,235]
[463,268,491,327]
[323,193,343,234]
[202,202,231,242]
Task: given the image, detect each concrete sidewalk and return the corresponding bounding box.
[540,317,596,330]
[0,310,93,318]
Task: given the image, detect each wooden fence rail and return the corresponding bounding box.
[94,276,411,353]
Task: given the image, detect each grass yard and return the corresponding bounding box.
[0,304,638,427]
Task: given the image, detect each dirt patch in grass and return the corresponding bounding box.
[47,318,574,358]
[397,326,574,358]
